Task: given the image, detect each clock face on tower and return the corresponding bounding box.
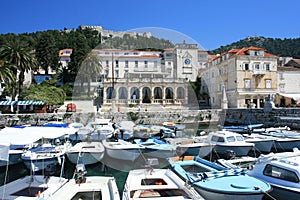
[184,58,191,65]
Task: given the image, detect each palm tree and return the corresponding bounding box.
[0,40,38,100]
[76,52,102,97]
[0,60,16,85]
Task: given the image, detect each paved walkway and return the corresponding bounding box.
[57,100,186,113]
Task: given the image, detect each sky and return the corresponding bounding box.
[1,0,299,50]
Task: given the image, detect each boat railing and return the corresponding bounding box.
[257,148,300,164]
[189,168,247,182]
[165,170,204,200]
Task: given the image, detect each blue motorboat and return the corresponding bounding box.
[168,156,272,200]
[222,123,264,133]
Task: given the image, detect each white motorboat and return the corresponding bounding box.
[122,158,203,200]
[0,127,44,167]
[0,126,74,168]
[205,130,255,158]
[0,175,68,199]
[164,137,214,158]
[102,139,144,162]
[20,127,73,172]
[242,134,275,153]
[66,140,105,165]
[86,118,115,140]
[250,132,300,152]
[134,138,177,159]
[248,148,300,200]
[48,164,120,200]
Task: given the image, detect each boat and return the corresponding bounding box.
[164,137,214,158]
[250,132,300,152]
[205,130,255,158]
[0,126,75,168]
[122,158,203,200]
[20,127,73,172]
[0,127,41,167]
[47,164,120,200]
[242,134,275,153]
[86,118,115,140]
[102,138,144,162]
[222,123,264,133]
[134,138,177,159]
[168,156,272,200]
[0,175,68,199]
[217,156,258,169]
[247,148,300,200]
[65,140,105,165]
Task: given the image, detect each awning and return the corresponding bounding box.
[0,100,45,106]
[32,101,45,105]
[278,93,300,101]
[17,100,34,105]
[0,101,17,105]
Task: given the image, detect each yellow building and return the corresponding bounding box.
[201,46,278,108]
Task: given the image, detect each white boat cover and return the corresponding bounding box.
[0,126,74,146]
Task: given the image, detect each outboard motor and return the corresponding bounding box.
[223,150,236,160]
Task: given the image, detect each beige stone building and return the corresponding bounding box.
[201,46,278,108]
[89,43,208,107]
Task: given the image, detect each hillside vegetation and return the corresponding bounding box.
[210,36,300,58]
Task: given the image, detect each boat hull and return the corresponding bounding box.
[195,187,265,200]
[105,147,141,161]
[269,184,300,200]
[22,155,63,172]
[66,152,104,165]
[214,144,253,157]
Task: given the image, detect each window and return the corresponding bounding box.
[265,63,270,71]
[125,60,128,68]
[279,73,284,80]
[244,63,249,70]
[144,61,148,68]
[236,136,244,141]
[244,79,251,88]
[263,164,299,183]
[279,84,285,92]
[227,136,236,142]
[266,79,271,88]
[254,63,260,70]
[106,60,109,67]
[135,61,138,68]
[115,60,119,68]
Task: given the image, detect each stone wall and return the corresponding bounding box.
[224,108,300,130]
[1,108,300,130]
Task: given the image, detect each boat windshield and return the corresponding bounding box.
[236,135,244,141]
[227,136,236,142]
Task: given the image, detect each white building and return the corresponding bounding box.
[87,43,208,107]
[276,59,300,107]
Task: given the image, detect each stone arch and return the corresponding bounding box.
[106,87,114,99]
[142,87,151,103]
[177,87,185,99]
[118,87,127,99]
[154,87,162,99]
[165,87,174,99]
[130,87,139,100]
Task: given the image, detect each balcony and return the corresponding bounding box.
[252,69,265,75]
